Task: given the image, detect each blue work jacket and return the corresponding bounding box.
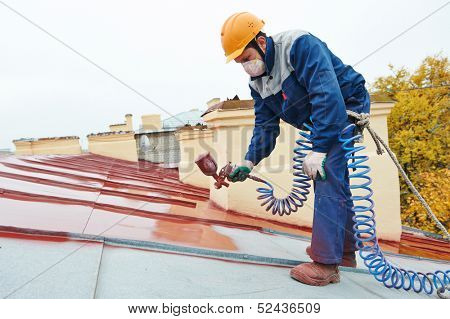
[245,30,369,165]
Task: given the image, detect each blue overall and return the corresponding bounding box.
[245,30,371,264]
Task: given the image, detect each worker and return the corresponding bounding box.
[221,12,370,286]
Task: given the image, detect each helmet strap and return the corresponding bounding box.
[248,36,266,61]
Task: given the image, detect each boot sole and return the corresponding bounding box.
[290,268,340,286]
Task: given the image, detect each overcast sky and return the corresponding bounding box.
[0,0,448,150]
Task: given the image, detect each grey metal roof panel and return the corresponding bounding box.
[1,230,446,299]
[94,245,432,299]
[1,236,103,299]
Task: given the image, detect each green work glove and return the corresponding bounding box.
[229,160,254,182]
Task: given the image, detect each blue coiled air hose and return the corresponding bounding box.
[255,123,313,216]
[339,123,450,296]
[254,121,449,296]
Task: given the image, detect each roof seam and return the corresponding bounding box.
[92,240,105,299]
[0,226,372,274]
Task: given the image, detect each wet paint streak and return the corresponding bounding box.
[0,187,196,209]
[6,159,207,195]
[0,162,208,201]
[0,170,100,192]
[42,157,181,181]
[0,228,72,242]
[208,200,313,236]
[52,154,181,180]
[20,157,208,195]
[0,171,201,206]
[0,189,265,233]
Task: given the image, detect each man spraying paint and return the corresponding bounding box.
[221,12,370,286]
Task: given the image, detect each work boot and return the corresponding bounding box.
[290,262,340,286]
[306,245,357,268]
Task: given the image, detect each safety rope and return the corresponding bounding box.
[346,110,450,240]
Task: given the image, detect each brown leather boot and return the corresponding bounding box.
[290,262,340,286]
[306,245,357,268]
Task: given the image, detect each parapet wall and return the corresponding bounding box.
[110,124,128,132]
[87,131,138,162]
[13,136,82,155]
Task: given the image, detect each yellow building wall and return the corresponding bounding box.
[200,102,401,242]
[14,138,81,155]
[31,139,82,155]
[88,132,138,162]
[13,140,33,155]
[176,128,213,188]
[141,114,162,131]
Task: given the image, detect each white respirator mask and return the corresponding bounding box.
[242,59,266,77]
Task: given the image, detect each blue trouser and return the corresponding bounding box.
[309,91,370,264]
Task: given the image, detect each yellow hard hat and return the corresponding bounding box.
[221,12,265,63]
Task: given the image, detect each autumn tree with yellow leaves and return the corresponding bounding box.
[371,54,449,235]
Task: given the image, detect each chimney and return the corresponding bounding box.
[125,114,133,131]
[141,114,162,131]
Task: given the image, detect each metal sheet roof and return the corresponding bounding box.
[0,154,448,299]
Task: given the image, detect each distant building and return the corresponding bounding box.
[0,148,12,157]
[161,109,205,130]
[135,109,205,167]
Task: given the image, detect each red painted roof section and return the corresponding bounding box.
[0,153,448,260]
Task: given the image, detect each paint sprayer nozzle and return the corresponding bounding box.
[195,152,230,189]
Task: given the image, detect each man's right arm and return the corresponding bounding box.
[244,85,281,166]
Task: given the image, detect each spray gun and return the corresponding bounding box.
[195,152,265,189]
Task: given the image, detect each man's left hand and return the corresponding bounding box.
[303,152,327,180]
[229,160,254,182]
